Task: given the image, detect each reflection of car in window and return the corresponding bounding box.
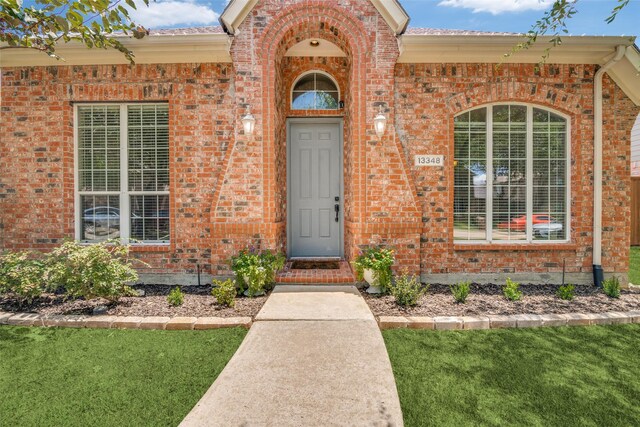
[83,208,144,238]
[497,214,559,232]
[533,222,563,238]
[83,207,121,226]
[82,207,122,239]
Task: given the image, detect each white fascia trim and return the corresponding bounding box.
[369,0,410,35]
[0,34,232,67]
[398,34,636,65]
[219,0,260,35]
[400,34,636,47]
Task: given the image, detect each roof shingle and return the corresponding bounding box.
[147,25,521,37]
[405,28,519,36]
[149,26,225,36]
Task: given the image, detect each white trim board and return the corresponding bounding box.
[0,34,231,67]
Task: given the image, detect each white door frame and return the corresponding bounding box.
[286,117,344,259]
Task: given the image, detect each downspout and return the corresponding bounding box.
[593,44,627,287]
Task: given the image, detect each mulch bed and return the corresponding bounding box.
[0,285,268,318]
[363,284,640,317]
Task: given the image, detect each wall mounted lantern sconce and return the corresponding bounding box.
[242,108,256,135]
[374,105,387,139]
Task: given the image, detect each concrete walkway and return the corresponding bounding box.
[180,285,403,427]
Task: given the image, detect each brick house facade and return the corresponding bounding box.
[1,0,639,285]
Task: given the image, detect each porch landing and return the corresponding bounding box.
[179,285,403,426]
[275,260,356,284]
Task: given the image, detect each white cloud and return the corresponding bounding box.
[130,0,220,28]
[438,0,554,15]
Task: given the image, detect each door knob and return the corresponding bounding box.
[334,203,340,222]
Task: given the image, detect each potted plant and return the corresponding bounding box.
[352,247,395,294]
[230,249,286,297]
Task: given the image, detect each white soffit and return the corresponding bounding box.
[0,34,232,67]
[398,35,636,64]
[609,47,640,106]
[220,0,409,35]
[285,39,347,57]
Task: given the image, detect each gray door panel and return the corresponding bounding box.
[289,122,342,257]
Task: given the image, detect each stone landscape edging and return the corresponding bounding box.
[3,310,640,331]
[378,311,640,330]
[0,311,252,330]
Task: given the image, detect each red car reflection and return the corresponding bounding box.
[497,214,556,231]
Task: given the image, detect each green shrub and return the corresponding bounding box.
[352,247,395,293]
[556,284,575,301]
[503,278,523,301]
[243,265,268,297]
[602,276,621,298]
[167,287,184,307]
[45,240,138,302]
[258,251,286,284]
[212,279,236,308]
[450,281,471,303]
[388,272,426,306]
[0,251,46,306]
[230,249,285,297]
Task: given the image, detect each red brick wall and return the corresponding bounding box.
[394,63,640,277]
[0,64,235,275]
[602,74,638,273]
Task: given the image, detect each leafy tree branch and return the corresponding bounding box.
[1,0,150,64]
[505,0,635,68]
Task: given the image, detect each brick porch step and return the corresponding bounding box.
[276,260,356,284]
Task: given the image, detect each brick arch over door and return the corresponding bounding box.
[208,2,370,267]
[211,0,422,273]
[257,2,369,229]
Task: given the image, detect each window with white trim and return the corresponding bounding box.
[291,71,339,110]
[454,104,569,242]
[76,104,170,244]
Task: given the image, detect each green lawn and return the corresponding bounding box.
[384,325,640,427]
[629,246,640,285]
[0,326,246,427]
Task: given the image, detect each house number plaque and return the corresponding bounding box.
[415,155,444,167]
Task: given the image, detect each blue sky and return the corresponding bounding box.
[126,0,639,36]
[403,0,640,36]
[21,0,638,36]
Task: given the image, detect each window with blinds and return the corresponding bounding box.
[76,104,170,244]
[454,104,569,243]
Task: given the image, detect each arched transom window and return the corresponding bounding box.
[454,104,570,243]
[291,71,339,110]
